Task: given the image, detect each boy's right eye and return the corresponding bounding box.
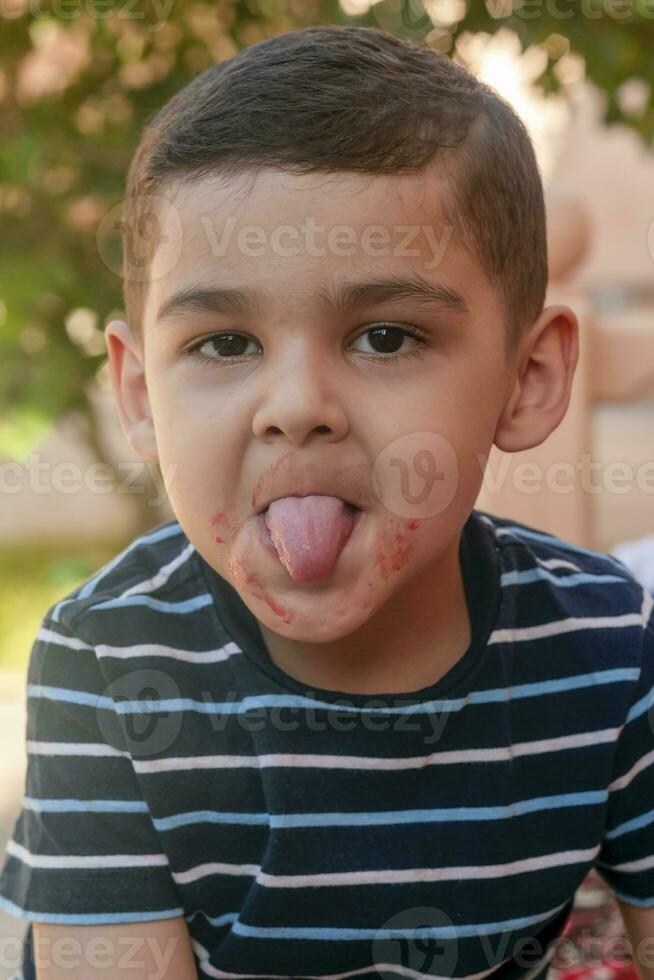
[187,332,258,362]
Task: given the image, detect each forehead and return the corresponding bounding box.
[143,166,499,328]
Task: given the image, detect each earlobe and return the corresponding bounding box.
[493,304,579,454]
[129,417,160,465]
[103,318,159,465]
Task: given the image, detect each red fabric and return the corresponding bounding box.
[548,870,639,980]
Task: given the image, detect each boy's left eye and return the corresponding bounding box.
[184,323,429,366]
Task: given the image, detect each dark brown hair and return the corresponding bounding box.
[121,24,547,357]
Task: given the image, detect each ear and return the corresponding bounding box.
[103,319,159,465]
[493,304,579,453]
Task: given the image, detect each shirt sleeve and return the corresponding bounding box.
[0,610,185,926]
[593,588,654,907]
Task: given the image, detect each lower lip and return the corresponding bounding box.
[254,506,364,566]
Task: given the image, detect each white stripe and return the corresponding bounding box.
[605,853,654,874]
[491,524,629,572]
[197,955,526,980]
[178,849,597,890]
[174,860,261,885]
[609,748,654,792]
[133,726,621,774]
[119,542,196,598]
[253,847,600,889]
[7,839,170,870]
[95,640,241,664]
[537,557,582,572]
[37,626,92,651]
[642,587,654,627]
[488,611,644,645]
[27,740,130,758]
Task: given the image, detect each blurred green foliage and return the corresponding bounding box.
[0,541,121,670]
[360,0,654,141]
[0,0,345,462]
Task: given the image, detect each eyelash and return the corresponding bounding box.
[183,323,430,368]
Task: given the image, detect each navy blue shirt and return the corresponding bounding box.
[1,508,653,980]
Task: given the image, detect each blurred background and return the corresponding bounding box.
[1,1,654,977]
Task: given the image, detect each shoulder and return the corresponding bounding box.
[42,518,203,644]
[475,506,648,602]
[25,519,223,730]
[474,507,653,668]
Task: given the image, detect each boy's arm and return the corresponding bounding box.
[33,915,198,979]
[592,585,654,979]
[615,898,654,980]
[0,611,188,974]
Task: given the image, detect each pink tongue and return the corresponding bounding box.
[264,495,356,582]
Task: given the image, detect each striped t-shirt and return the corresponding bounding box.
[1,507,653,980]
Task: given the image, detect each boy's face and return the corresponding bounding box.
[107,166,529,643]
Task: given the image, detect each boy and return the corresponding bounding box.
[1,23,653,980]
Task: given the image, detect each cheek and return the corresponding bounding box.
[152,422,231,525]
[375,382,496,516]
[149,383,216,463]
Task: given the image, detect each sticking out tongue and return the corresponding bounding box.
[264,495,357,582]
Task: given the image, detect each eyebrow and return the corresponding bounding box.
[155,273,471,324]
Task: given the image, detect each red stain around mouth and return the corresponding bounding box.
[209,507,294,624]
[373,518,414,582]
[251,451,294,513]
[228,555,294,623]
[208,510,229,544]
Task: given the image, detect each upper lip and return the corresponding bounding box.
[253,486,363,515]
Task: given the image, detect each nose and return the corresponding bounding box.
[251,341,349,446]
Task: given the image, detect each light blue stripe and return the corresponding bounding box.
[154,810,269,830]
[626,681,654,724]
[232,900,569,940]
[154,792,606,834]
[77,522,184,599]
[107,667,641,714]
[51,522,183,621]
[27,684,114,711]
[605,807,654,840]
[497,525,630,572]
[611,889,654,908]
[22,797,149,814]
[87,593,213,614]
[501,568,627,589]
[0,895,184,924]
[270,791,608,828]
[27,668,640,717]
